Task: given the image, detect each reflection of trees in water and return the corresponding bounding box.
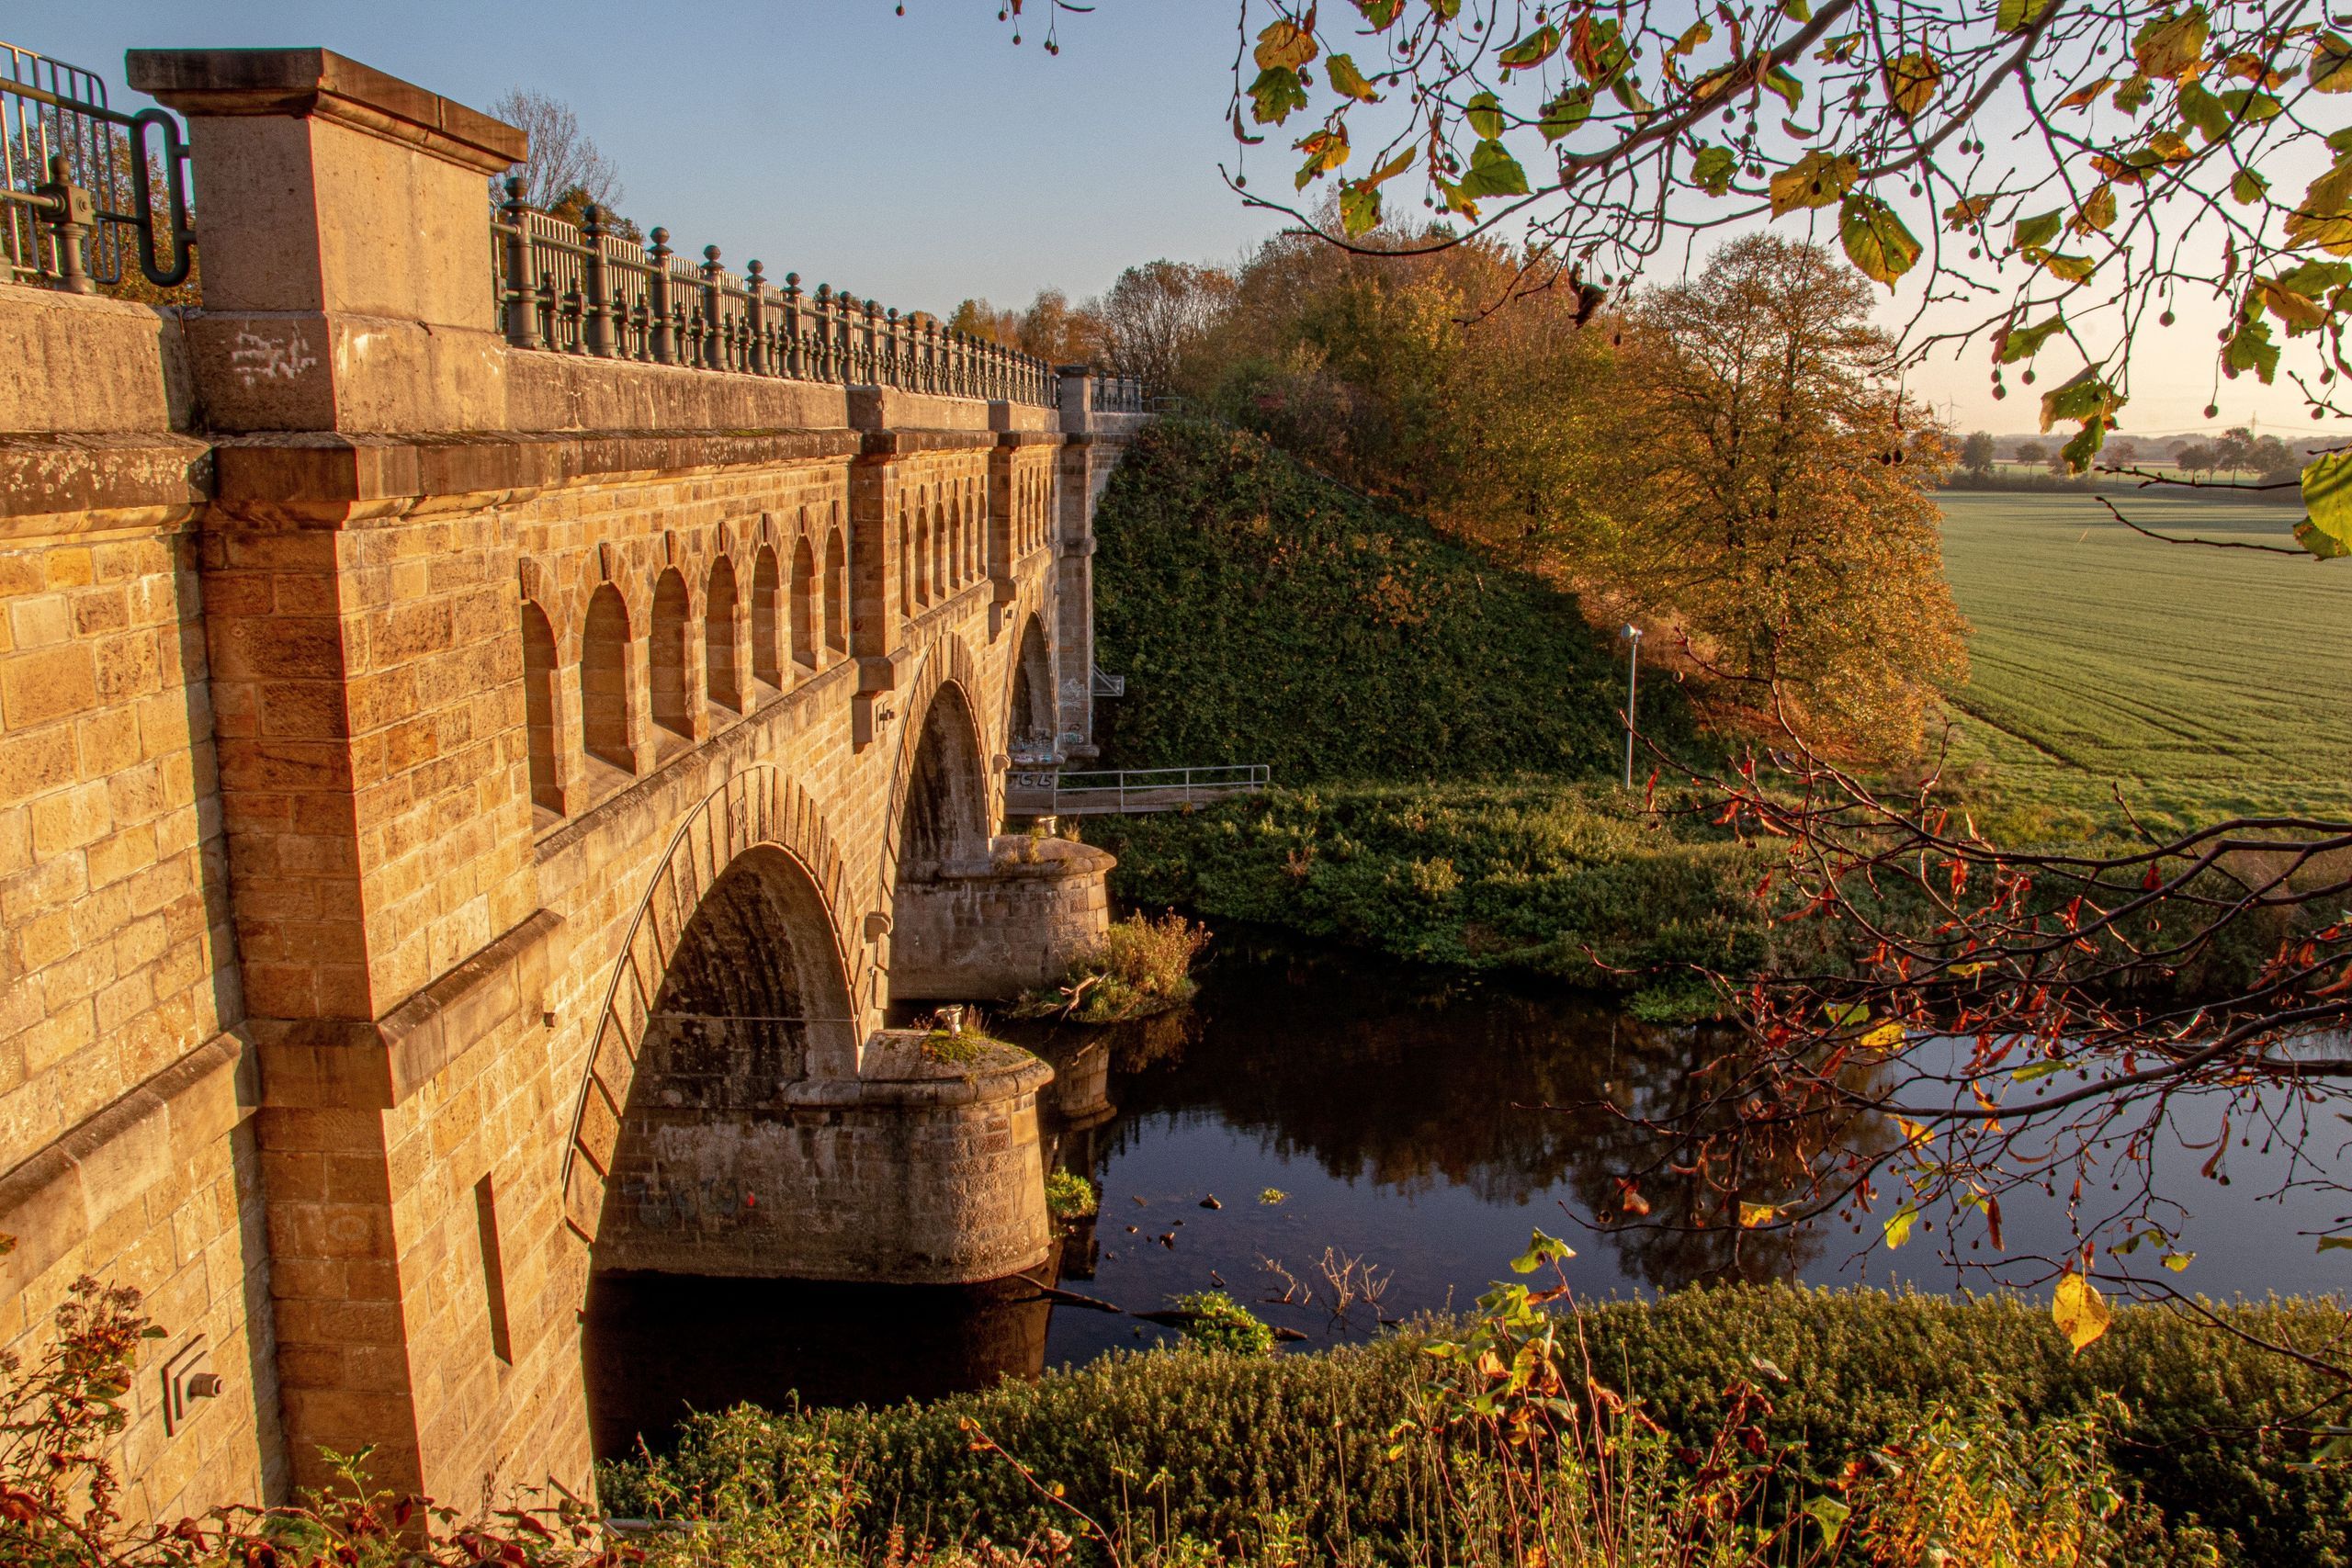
[1038,940,1835,1291]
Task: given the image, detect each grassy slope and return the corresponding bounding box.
[1091,420,1686,783]
[1936,491,2352,830]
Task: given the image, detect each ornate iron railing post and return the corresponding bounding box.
[646,227,673,364]
[783,273,804,378]
[744,259,768,376]
[580,204,616,358]
[699,245,725,370]
[884,307,902,389]
[861,299,881,385]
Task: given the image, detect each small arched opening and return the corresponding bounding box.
[582,583,634,774]
[823,524,848,657]
[895,682,989,884]
[1009,616,1054,756]
[898,499,912,619]
[522,600,563,815]
[706,556,741,714]
[752,545,782,691]
[789,536,818,672]
[650,568,694,750]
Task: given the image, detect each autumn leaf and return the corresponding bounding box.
[2231,168,2269,205]
[1943,194,1993,231]
[1860,1020,1906,1049]
[1883,52,1940,118]
[1465,90,1506,139]
[2223,317,2278,382]
[1770,150,1858,215]
[2039,366,2124,433]
[1996,313,2066,363]
[2301,451,2352,558]
[2072,183,2118,234]
[2313,32,2352,93]
[1498,23,1562,71]
[1295,128,1350,189]
[1996,0,2058,33]
[1883,1204,1918,1248]
[2132,6,2210,82]
[1671,20,1713,56]
[2287,158,2352,254]
[2012,208,2063,250]
[1249,66,1311,124]
[1838,195,1920,286]
[1254,18,1317,72]
[1328,53,1383,102]
[2040,252,2099,284]
[1339,183,1382,236]
[1738,1201,1779,1229]
[2052,1271,2112,1354]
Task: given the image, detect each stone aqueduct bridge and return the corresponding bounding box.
[0,50,1148,1525]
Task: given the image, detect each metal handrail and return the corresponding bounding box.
[1020,764,1271,813]
[1,39,195,291]
[492,183,1062,406]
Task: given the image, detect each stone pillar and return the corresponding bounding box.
[843,392,909,750]
[1055,367,1098,757]
[128,50,567,1506]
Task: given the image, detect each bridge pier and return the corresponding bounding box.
[889,834,1114,1001]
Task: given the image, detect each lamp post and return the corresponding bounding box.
[1620,624,1643,788]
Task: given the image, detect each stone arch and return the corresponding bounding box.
[915,498,933,606]
[522,599,563,814]
[581,582,633,773]
[751,544,782,690]
[705,555,741,712]
[561,763,860,1244]
[877,634,990,908]
[650,567,693,744]
[788,534,817,672]
[965,487,980,581]
[897,496,912,619]
[946,495,964,591]
[1007,613,1054,756]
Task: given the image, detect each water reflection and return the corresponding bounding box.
[583,929,2341,1454]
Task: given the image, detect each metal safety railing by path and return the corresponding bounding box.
[1092,374,1146,413]
[1012,763,1270,817]
[1,40,195,292]
[491,183,1065,406]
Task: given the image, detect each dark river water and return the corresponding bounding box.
[584,930,2346,1458]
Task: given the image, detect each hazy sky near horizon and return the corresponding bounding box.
[37,0,2323,438]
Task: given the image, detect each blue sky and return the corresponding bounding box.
[33,1,2317,436]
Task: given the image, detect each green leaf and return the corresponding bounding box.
[2231,167,2270,205]
[2062,416,2109,472]
[1804,1495,1852,1541]
[2217,86,2284,123]
[2114,73,2154,113]
[2313,32,2352,93]
[2012,209,2064,250]
[1509,1227,1577,1272]
[1883,1203,1919,1249]
[2177,81,2230,143]
[1329,53,1384,102]
[1354,0,1405,24]
[1248,66,1310,125]
[1540,86,1594,141]
[1498,23,1562,70]
[1465,90,1506,140]
[1839,194,1921,286]
[2040,366,2125,433]
[2223,317,2278,383]
[1339,183,1383,236]
[2040,252,2099,284]
[1996,0,2058,34]
[2301,452,2352,558]
[1692,143,1737,195]
[2133,6,2210,81]
[1762,62,1804,111]
[1454,139,1530,200]
[1781,0,1812,19]
[2012,1060,2064,1082]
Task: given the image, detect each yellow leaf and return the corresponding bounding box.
[1883,52,1941,118]
[1894,1115,1934,1148]
[1860,1021,1905,1050]
[1883,1205,1917,1248]
[1254,19,1317,72]
[1329,52,1384,102]
[1738,1201,1779,1229]
[1769,151,1859,216]
[2052,1272,2112,1354]
[2072,183,2118,234]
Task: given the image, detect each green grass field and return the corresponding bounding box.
[1935,490,2352,830]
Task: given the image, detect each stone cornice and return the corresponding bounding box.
[128,49,526,175]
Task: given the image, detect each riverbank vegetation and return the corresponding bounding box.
[599,1284,2351,1567]
[1013,912,1212,1024]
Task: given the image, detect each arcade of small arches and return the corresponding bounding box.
[514,462,1062,823]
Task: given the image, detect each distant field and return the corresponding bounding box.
[1935,491,2352,829]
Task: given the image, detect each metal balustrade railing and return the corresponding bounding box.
[1006,764,1270,816]
[492,181,1065,406]
[1,39,194,292]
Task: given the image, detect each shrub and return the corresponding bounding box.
[1014,912,1210,1023]
[1169,1292,1275,1356]
[1044,1170,1099,1221]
